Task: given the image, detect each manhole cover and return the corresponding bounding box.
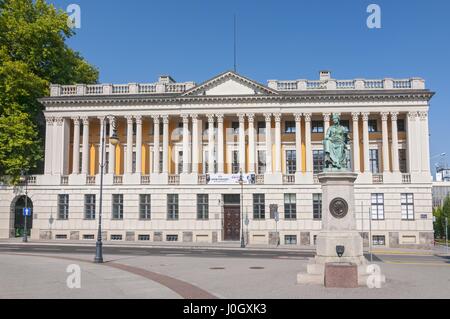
[249,267,265,270]
[209,267,225,270]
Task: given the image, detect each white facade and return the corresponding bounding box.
[0,71,435,248]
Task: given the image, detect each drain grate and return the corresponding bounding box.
[209,267,226,270]
[249,267,265,270]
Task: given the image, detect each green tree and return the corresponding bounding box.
[434,195,450,240]
[0,0,98,182]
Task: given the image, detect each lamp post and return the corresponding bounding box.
[19,170,29,243]
[94,117,119,264]
[239,169,245,248]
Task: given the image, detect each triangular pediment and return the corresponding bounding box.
[182,71,278,96]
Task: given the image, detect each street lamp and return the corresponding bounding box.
[239,170,245,248]
[19,170,29,243]
[94,117,119,264]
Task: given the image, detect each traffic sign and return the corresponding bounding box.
[23,208,31,217]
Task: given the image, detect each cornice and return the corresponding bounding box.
[38,89,435,108]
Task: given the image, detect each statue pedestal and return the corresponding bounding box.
[297,171,370,287]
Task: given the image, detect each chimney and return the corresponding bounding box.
[319,70,331,81]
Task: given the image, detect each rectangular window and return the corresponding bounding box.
[341,120,351,132]
[58,194,69,220]
[231,122,239,135]
[371,194,384,220]
[83,234,95,240]
[312,121,324,133]
[399,149,407,173]
[397,119,405,132]
[284,194,297,220]
[139,194,151,220]
[177,151,183,174]
[167,194,179,220]
[132,122,137,135]
[369,149,379,173]
[253,194,265,220]
[285,150,296,174]
[159,151,163,173]
[313,150,324,174]
[232,151,240,174]
[372,235,386,246]
[84,194,96,220]
[401,193,414,220]
[258,150,266,174]
[284,235,297,245]
[112,194,124,220]
[197,194,209,220]
[313,194,322,220]
[257,121,266,135]
[104,151,109,173]
[284,121,296,134]
[368,119,378,132]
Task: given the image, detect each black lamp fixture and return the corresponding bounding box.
[336,245,345,258]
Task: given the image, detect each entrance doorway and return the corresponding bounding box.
[223,194,241,241]
[12,196,33,238]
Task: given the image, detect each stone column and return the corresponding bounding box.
[407,111,418,173]
[71,117,80,175]
[81,117,90,175]
[207,114,215,174]
[351,113,360,173]
[126,116,134,174]
[217,114,225,174]
[162,115,169,174]
[53,118,63,175]
[390,112,400,172]
[247,113,255,174]
[191,114,199,174]
[415,111,423,172]
[264,113,272,174]
[44,117,54,175]
[323,113,331,135]
[98,116,105,174]
[238,113,246,172]
[152,115,160,174]
[135,115,142,174]
[304,113,313,174]
[362,112,370,173]
[295,113,303,174]
[182,114,190,173]
[419,111,430,173]
[108,116,116,175]
[274,113,282,173]
[381,112,390,173]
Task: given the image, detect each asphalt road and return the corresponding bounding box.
[0,243,448,265]
[0,244,315,260]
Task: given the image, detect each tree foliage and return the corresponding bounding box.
[0,0,98,182]
[433,195,450,240]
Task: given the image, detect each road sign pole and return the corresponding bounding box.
[23,177,28,243]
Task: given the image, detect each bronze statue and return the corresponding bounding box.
[324,113,350,171]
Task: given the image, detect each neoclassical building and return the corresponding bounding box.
[0,70,435,248]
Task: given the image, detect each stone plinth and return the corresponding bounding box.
[297,171,371,287]
[324,263,358,288]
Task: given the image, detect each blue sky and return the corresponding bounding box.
[50,0,450,174]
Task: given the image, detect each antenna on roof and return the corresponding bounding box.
[234,14,237,73]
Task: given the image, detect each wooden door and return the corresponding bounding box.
[223,206,241,241]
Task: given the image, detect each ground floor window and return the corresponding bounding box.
[58,194,69,220]
[139,194,151,220]
[401,193,414,220]
[166,234,179,242]
[284,194,296,220]
[313,194,322,220]
[112,194,124,220]
[167,194,179,220]
[253,194,265,220]
[371,193,384,220]
[84,194,96,220]
[197,194,209,220]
